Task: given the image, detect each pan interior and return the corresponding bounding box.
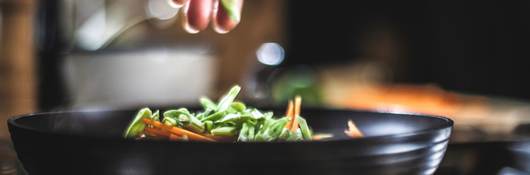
[11,108,452,140]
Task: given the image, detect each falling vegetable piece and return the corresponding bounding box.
[345,120,364,138]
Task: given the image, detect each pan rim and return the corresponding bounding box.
[7,108,454,145]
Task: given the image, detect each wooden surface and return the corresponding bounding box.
[0,1,36,140]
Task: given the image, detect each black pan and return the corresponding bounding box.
[8,108,453,175]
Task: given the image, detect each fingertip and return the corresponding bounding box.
[212,18,239,34]
[212,0,242,34]
[180,1,199,34]
[183,0,213,33]
[182,16,201,34]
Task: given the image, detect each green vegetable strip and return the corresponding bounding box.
[211,126,237,137]
[163,116,177,126]
[267,118,289,141]
[279,128,290,140]
[124,108,152,138]
[221,0,240,21]
[196,109,212,120]
[164,108,192,119]
[238,122,250,142]
[165,109,205,133]
[216,85,241,112]
[163,109,192,127]
[231,102,246,112]
[287,129,303,141]
[202,111,225,122]
[200,97,217,111]
[297,116,313,140]
[249,109,265,119]
[204,121,214,132]
[152,110,160,121]
[216,113,241,123]
[247,123,255,141]
[178,114,190,123]
[185,115,205,133]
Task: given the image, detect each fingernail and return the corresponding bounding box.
[183,0,213,33]
[181,1,199,33]
[213,0,243,33]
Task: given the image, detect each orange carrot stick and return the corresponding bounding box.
[145,127,171,137]
[312,133,334,141]
[284,100,294,129]
[289,96,302,131]
[169,134,188,141]
[285,100,294,117]
[143,118,216,142]
[294,96,301,117]
[167,126,216,142]
[344,120,364,138]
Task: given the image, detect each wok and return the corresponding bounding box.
[8,108,453,175]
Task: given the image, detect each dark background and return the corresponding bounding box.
[285,0,530,99]
[36,0,530,109]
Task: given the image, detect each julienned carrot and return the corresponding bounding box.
[294,96,301,117]
[344,120,364,138]
[312,133,334,141]
[167,125,216,142]
[284,100,293,129]
[143,118,216,142]
[145,127,187,141]
[285,100,294,117]
[284,96,303,132]
[284,100,294,129]
[169,134,187,141]
[145,127,171,137]
[289,96,302,132]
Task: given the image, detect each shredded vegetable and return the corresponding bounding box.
[124,85,363,142]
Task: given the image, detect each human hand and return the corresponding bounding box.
[169,0,244,34]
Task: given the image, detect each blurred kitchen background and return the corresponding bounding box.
[1,0,530,174]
